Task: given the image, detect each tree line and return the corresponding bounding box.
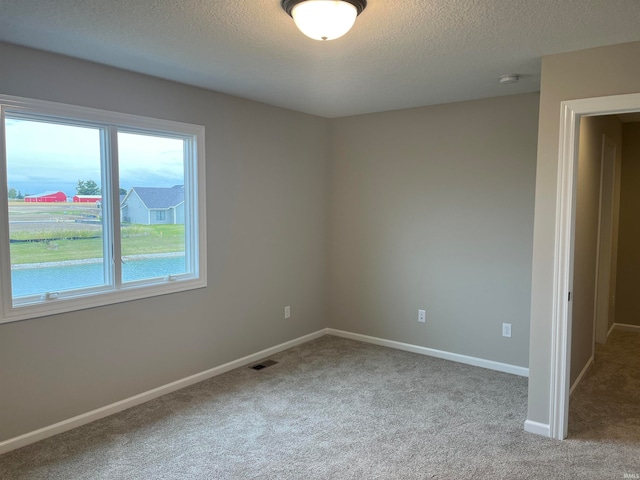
[7,188,24,199]
[76,180,126,196]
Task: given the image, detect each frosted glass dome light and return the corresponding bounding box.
[282,0,367,41]
[292,1,356,41]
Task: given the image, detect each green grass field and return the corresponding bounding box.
[10,224,185,264]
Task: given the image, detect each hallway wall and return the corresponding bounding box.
[615,122,640,327]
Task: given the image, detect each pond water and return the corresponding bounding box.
[12,255,186,298]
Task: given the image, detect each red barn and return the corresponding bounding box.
[73,195,102,203]
[24,191,67,203]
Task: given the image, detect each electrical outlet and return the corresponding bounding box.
[418,309,426,323]
[502,323,512,338]
[284,306,291,319]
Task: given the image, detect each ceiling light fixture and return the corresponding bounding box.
[281,0,367,41]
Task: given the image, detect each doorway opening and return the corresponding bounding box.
[549,92,640,440]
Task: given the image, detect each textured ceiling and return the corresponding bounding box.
[0,0,639,118]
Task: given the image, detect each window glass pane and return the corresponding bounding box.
[1,95,205,323]
[118,132,186,282]
[5,117,105,299]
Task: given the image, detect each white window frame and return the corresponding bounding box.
[0,95,207,323]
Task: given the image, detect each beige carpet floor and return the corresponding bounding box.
[0,332,638,479]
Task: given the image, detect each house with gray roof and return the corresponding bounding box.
[120,185,184,225]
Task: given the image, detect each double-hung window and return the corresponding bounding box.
[0,95,206,323]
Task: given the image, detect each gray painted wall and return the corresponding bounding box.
[528,41,640,426]
[0,43,330,442]
[328,94,539,367]
[571,115,622,386]
[615,122,640,327]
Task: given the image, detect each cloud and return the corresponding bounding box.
[5,119,185,195]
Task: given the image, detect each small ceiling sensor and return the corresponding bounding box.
[499,74,520,85]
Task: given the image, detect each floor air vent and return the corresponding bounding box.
[250,360,278,370]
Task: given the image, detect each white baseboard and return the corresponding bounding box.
[326,328,529,377]
[524,420,551,437]
[607,322,616,338]
[569,355,593,396]
[1,326,532,454]
[0,328,328,456]
[613,323,640,333]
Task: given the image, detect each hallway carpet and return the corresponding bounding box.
[569,329,640,442]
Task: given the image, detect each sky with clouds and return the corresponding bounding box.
[5,118,184,197]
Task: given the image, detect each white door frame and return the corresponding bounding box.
[550,92,640,440]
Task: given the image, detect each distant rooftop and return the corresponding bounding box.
[26,191,64,197]
[130,186,184,209]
